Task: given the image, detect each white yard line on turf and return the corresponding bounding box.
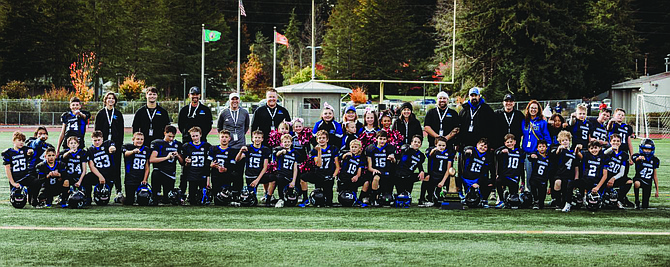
[1,226,669,235]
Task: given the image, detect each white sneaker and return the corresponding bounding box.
[421,202,435,207]
[561,203,572,212]
[274,199,285,208]
[616,201,624,209]
[114,192,124,203]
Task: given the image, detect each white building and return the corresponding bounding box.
[611,72,670,113]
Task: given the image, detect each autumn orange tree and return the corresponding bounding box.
[69,52,99,101]
[243,53,270,98]
[118,74,146,100]
[349,87,368,104]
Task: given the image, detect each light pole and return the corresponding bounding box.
[306,46,322,79]
[181,73,189,100]
[116,73,123,90]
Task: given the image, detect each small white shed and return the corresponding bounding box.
[276,81,352,126]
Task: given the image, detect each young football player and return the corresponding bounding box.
[208,130,239,195]
[56,97,91,152]
[607,108,634,156]
[235,130,273,204]
[395,135,425,195]
[3,131,39,207]
[338,139,367,200]
[340,121,358,153]
[632,139,660,210]
[274,134,299,206]
[366,130,396,206]
[60,136,88,206]
[460,138,493,208]
[83,130,116,203]
[312,103,344,148]
[149,125,183,203]
[603,134,632,209]
[35,147,66,207]
[589,108,611,147]
[568,104,590,149]
[528,139,551,209]
[26,126,53,170]
[123,132,151,205]
[181,127,212,205]
[422,136,454,207]
[495,134,526,208]
[549,131,579,209]
[562,140,609,212]
[298,130,340,207]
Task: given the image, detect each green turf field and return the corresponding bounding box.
[1,130,669,266]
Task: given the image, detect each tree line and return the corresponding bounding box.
[0,0,666,101]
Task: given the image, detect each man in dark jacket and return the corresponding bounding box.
[491,94,524,150]
[132,87,172,145]
[178,86,213,143]
[423,92,460,150]
[250,89,291,146]
[458,87,495,149]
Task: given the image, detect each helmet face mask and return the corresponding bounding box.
[10,186,28,209]
[167,188,183,206]
[239,187,258,207]
[505,193,521,209]
[94,184,111,206]
[519,190,533,209]
[283,187,299,207]
[135,184,153,206]
[639,139,655,157]
[214,186,233,206]
[586,191,601,211]
[338,190,357,207]
[68,187,86,209]
[309,188,326,206]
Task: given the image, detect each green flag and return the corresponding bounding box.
[204,29,221,42]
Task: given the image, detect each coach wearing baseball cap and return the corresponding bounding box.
[491,93,524,150]
[217,93,250,149]
[424,91,460,149]
[458,87,494,149]
[178,86,213,143]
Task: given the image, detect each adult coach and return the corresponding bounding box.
[217,93,250,149]
[423,91,460,149]
[458,87,494,149]
[392,102,423,146]
[491,94,524,150]
[95,92,124,146]
[250,89,291,146]
[132,87,171,145]
[178,86,213,144]
[94,92,124,196]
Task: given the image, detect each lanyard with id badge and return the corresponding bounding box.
[468,106,480,133]
[229,109,240,141]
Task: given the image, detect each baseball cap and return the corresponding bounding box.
[229,93,240,101]
[345,105,356,113]
[503,94,514,101]
[468,87,480,96]
[436,91,449,99]
[189,86,201,95]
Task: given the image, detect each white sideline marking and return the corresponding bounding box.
[1,226,669,235]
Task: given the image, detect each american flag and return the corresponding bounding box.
[239,0,247,16]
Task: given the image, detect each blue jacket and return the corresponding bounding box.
[521,117,551,153]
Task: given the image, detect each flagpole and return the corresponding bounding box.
[311,0,315,80]
[273,26,277,88]
[236,0,241,95]
[201,24,206,100]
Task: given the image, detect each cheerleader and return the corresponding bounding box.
[357,108,379,150]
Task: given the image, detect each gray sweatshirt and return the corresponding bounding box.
[217,107,250,149]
